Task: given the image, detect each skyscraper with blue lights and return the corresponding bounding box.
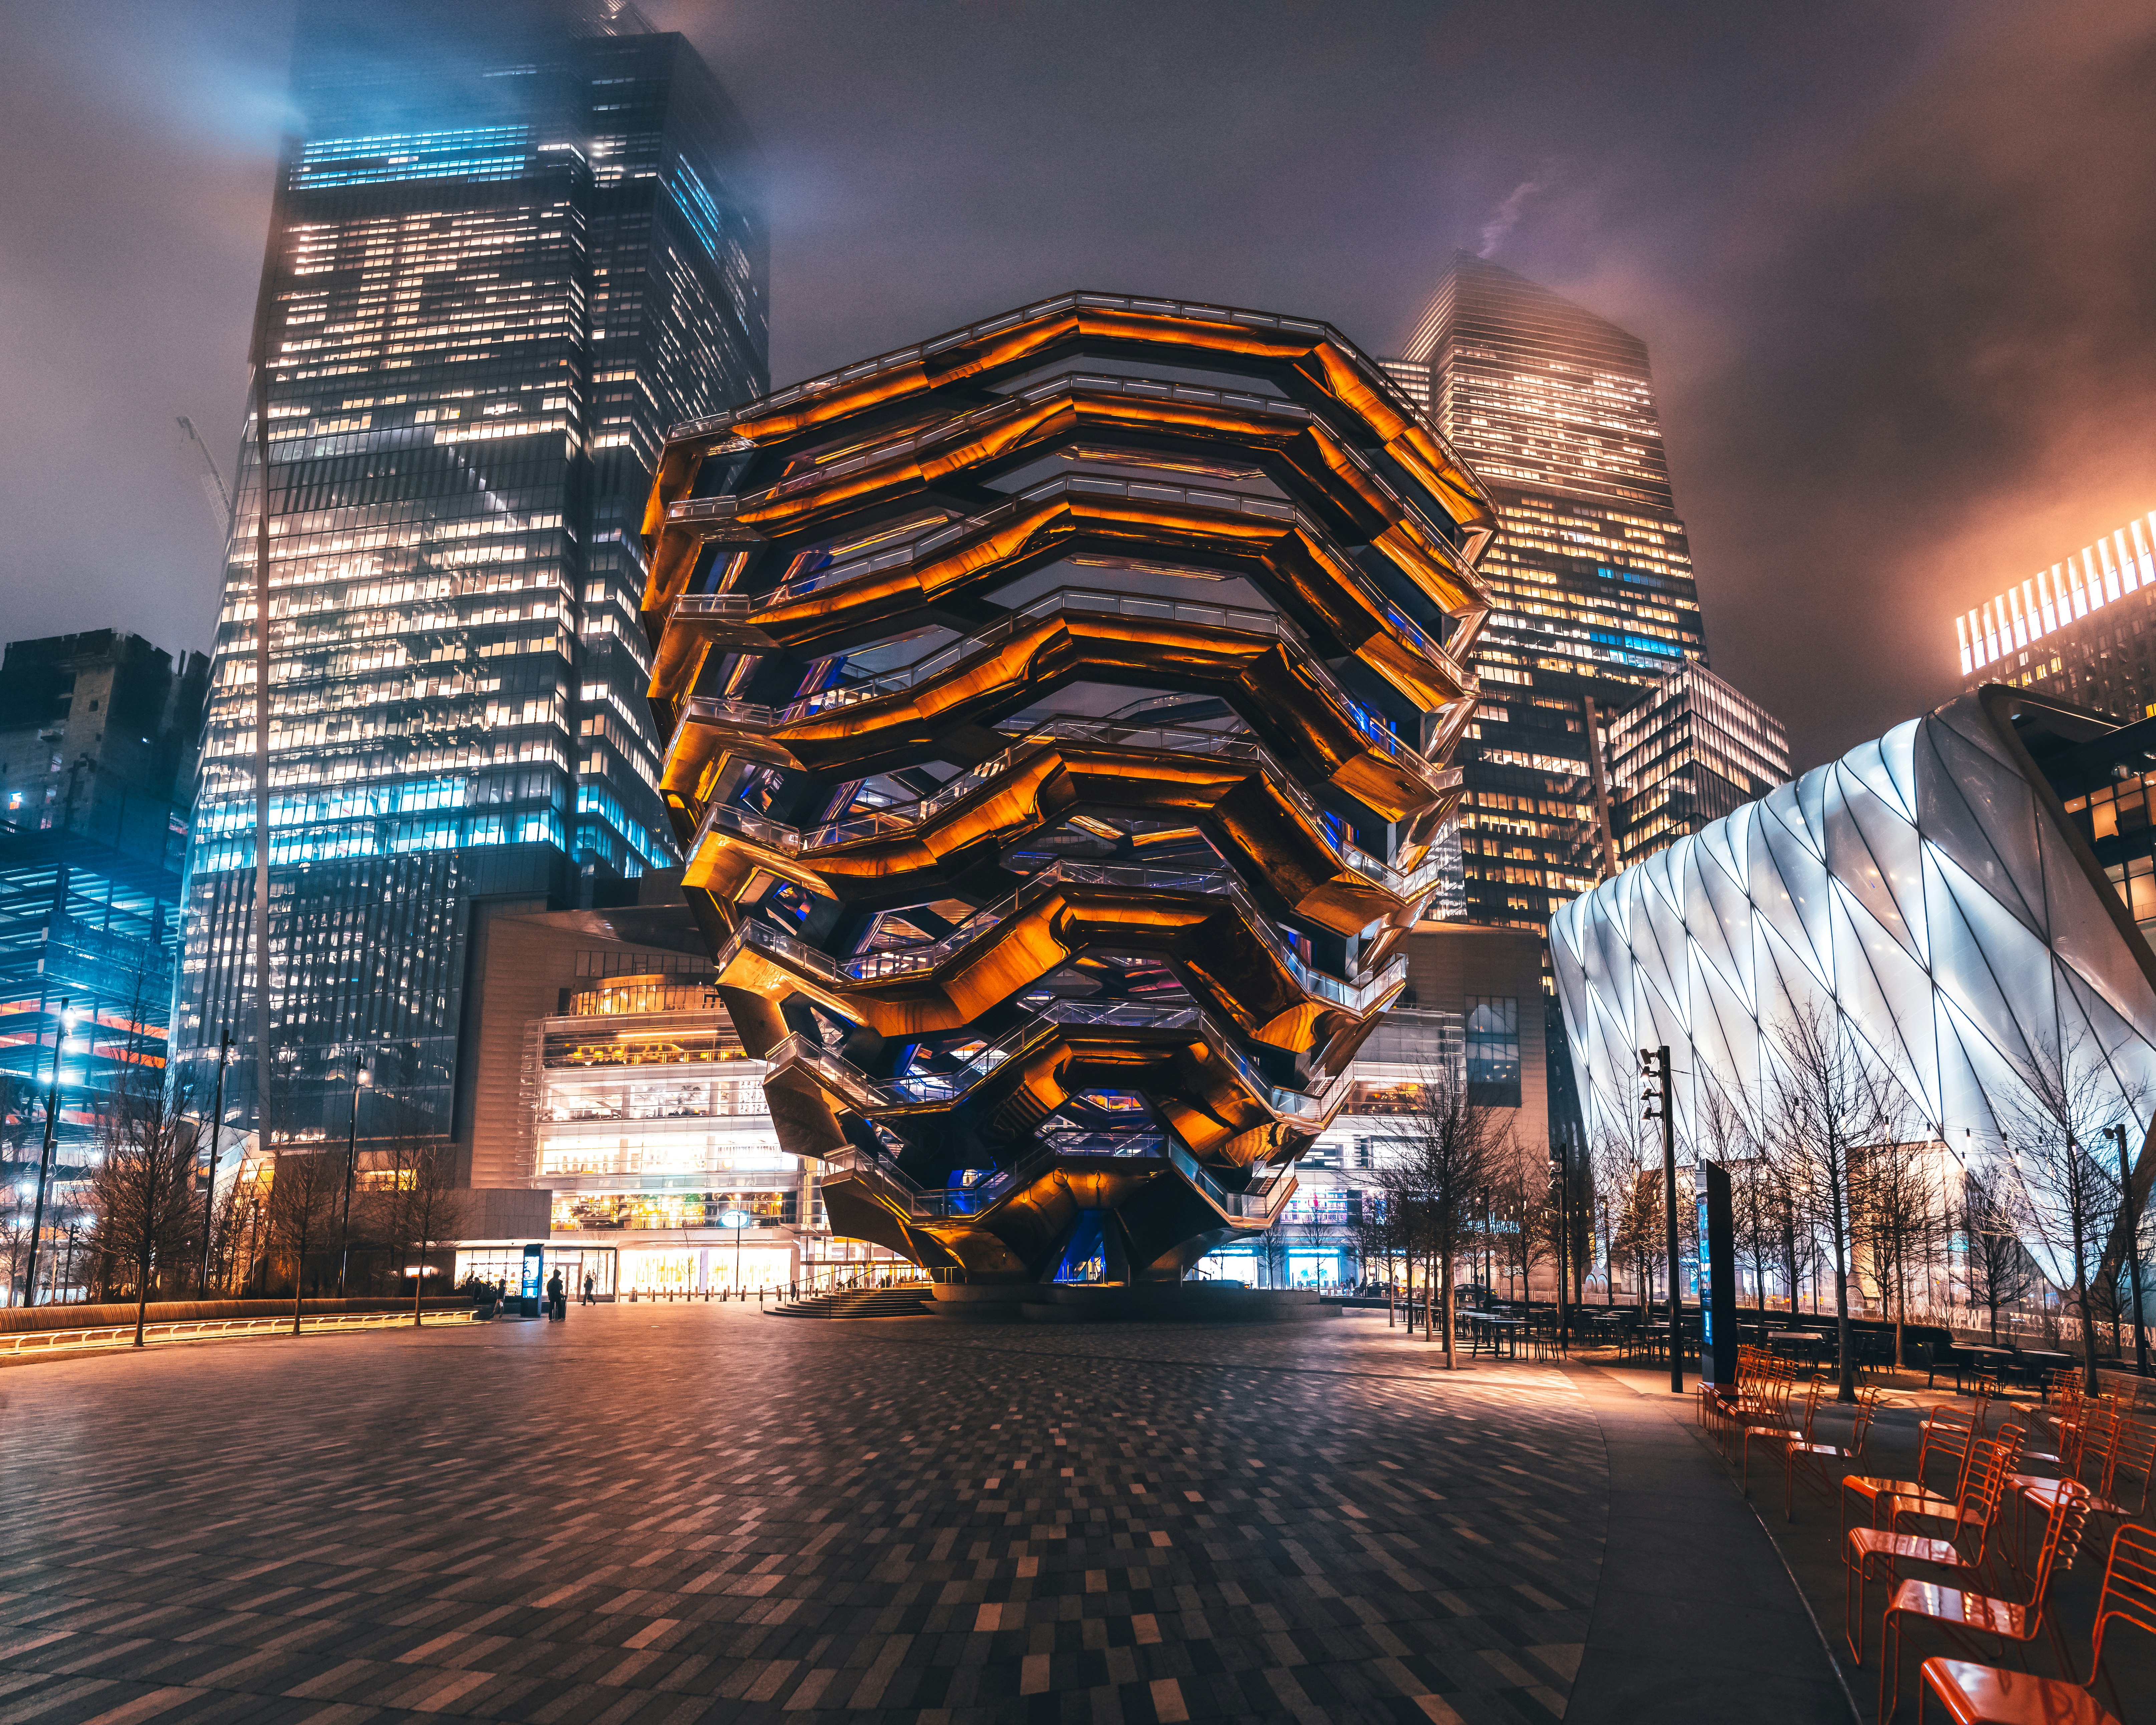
[1383,254,1708,930]
[175,1,766,1157]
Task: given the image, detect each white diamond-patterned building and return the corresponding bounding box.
[1551,687,2156,1278]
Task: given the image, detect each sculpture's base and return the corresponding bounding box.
[928,1282,1339,1324]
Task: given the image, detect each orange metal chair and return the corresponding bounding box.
[1845,1403,1985,1546]
[1916,1521,2155,1725]
[2010,1407,2122,1575]
[1744,1374,1823,1495]
[1789,1385,1886,1521]
[1881,1425,2029,1536]
[1844,1436,2013,1665]
[1877,1482,2093,1724]
[1716,1352,1791,1456]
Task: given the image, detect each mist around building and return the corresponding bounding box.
[4,2,2148,1368]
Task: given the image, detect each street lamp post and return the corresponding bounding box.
[1642,1045,1682,1394]
[336,1067,369,1298]
[717,1207,750,1297]
[22,999,74,1309]
[2108,1123,2150,1377]
[199,1029,232,1296]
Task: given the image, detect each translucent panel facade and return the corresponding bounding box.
[1552,689,2156,1272]
[174,4,766,1150]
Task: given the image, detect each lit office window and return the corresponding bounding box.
[1465,995,1521,1106]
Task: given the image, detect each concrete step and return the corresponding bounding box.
[766,1285,934,1319]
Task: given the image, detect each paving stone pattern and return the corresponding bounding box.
[0,1306,1619,1724]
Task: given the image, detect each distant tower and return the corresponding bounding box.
[174,1,767,1154]
[1383,254,1763,927]
[1601,662,1789,866]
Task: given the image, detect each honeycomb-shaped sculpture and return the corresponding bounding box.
[640,293,1496,1282]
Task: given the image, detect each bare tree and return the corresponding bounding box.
[267,1152,343,1335]
[1959,1158,2030,1344]
[1853,1115,1946,1370]
[1492,1145,1553,1302]
[1378,1062,1506,1368]
[386,1136,465,1325]
[85,1069,203,1346]
[1998,1023,2134,1393]
[1591,1125,1649,1307]
[1762,1000,1888,1403]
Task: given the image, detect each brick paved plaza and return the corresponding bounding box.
[0,1307,1855,1725]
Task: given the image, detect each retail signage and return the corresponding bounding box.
[1697,1162,1737,1387]
[519,1243,545,1317]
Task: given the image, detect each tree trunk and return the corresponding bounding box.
[132,1248,152,1348]
[1831,1210,1856,1404]
[1423,1251,1434,1344]
[293,1246,305,1335]
[414,1248,425,1326]
[1441,1253,1456,1369]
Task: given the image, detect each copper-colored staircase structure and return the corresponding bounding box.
[638,292,1494,1283]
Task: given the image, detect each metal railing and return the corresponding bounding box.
[671,579,1445,792]
[714,858,1404,1018]
[766,996,1353,1127]
[0,1307,478,1359]
[661,475,1471,727]
[660,289,1475,528]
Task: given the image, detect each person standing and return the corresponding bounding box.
[581,1271,594,1306]
[546,1268,565,1322]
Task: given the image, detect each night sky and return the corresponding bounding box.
[5,0,2155,772]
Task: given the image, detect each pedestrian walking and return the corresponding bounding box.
[581,1271,594,1306]
[546,1269,565,1322]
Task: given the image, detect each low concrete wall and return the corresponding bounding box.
[0,1297,468,1336]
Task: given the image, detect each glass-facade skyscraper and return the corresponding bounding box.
[1381,253,1706,930]
[175,1,767,1155]
[1601,662,1788,867]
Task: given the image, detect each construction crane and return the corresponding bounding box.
[176,416,234,542]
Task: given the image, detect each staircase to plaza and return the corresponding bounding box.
[765,1284,935,1320]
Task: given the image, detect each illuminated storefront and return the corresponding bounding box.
[528,972,910,1292]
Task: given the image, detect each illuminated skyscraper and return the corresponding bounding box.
[1384,253,1712,929]
[1602,662,1788,867]
[175,1,766,1155]
[1954,508,2156,719]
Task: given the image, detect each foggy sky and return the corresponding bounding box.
[4,0,2154,772]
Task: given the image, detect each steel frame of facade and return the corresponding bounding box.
[1552,687,2156,1291]
[639,292,1496,1281]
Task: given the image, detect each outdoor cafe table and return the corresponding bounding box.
[1467,1314,1525,1359]
[1769,1331,1827,1362]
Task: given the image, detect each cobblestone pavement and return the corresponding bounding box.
[0,1304,1824,1725]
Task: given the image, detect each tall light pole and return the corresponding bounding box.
[336,1066,369,1297]
[1642,1045,1681,1394]
[199,1029,232,1295]
[22,999,74,1308]
[2108,1123,2150,1377]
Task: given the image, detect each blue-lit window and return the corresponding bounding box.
[294,126,531,189]
[1465,995,1520,1107]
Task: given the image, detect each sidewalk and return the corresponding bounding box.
[1565,1365,1857,1725]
